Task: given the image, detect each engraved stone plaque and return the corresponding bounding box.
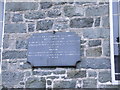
[27,32,80,67]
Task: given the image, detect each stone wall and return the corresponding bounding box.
[2,1,119,88]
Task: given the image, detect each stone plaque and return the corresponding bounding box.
[27,32,80,67]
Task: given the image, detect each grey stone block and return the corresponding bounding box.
[70,18,93,28]
[86,47,102,57]
[88,40,101,47]
[102,39,110,56]
[64,6,84,17]
[67,70,86,78]
[83,78,97,88]
[95,17,100,27]
[53,70,66,74]
[36,20,53,30]
[12,14,23,22]
[53,19,69,30]
[24,11,45,19]
[102,16,109,27]
[25,77,46,88]
[3,34,9,49]
[16,38,28,49]
[2,61,8,70]
[47,9,61,18]
[53,80,76,88]
[2,71,24,88]
[5,13,10,23]
[83,28,110,39]
[6,2,39,11]
[54,2,67,5]
[33,71,52,76]
[88,70,97,77]
[28,24,35,32]
[5,24,26,33]
[76,58,111,69]
[2,50,27,59]
[99,71,111,83]
[47,76,59,79]
[40,2,53,9]
[85,5,109,16]
[98,84,119,88]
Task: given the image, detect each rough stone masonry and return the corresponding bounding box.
[1,1,119,88]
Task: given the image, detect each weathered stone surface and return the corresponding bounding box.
[85,5,108,16]
[19,62,32,69]
[47,76,59,79]
[5,24,26,33]
[67,70,86,78]
[40,2,53,9]
[47,9,61,18]
[28,24,35,32]
[54,2,67,5]
[3,34,9,49]
[2,61,8,70]
[6,2,39,11]
[16,38,28,49]
[33,71,52,76]
[25,77,46,88]
[76,58,111,69]
[102,16,109,27]
[5,13,10,23]
[88,70,97,77]
[47,80,52,85]
[86,47,102,57]
[12,14,23,22]
[2,50,27,59]
[36,20,53,30]
[70,18,93,28]
[53,70,66,74]
[95,17,100,27]
[53,80,76,88]
[53,19,69,30]
[2,71,24,88]
[83,28,110,39]
[98,84,119,88]
[88,40,101,47]
[83,78,97,88]
[99,71,111,83]
[102,39,110,56]
[24,11,45,19]
[64,6,84,17]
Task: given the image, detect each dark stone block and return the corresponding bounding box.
[47,80,52,85]
[3,34,9,49]
[5,13,10,22]
[47,9,61,18]
[19,62,32,69]
[83,78,97,88]
[16,38,28,49]
[70,18,93,28]
[95,17,100,27]
[88,40,101,47]
[53,70,66,74]
[76,58,111,69]
[40,2,53,9]
[12,14,23,22]
[6,2,39,11]
[24,11,45,19]
[2,50,27,59]
[5,24,26,33]
[67,70,86,78]
[36,20,53,30]
[28,24,35,32]
[53,80,76,88]
[99,71,111,83]
[25,77,46,88]
[47,76,59,79]
[88,70,97,77]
